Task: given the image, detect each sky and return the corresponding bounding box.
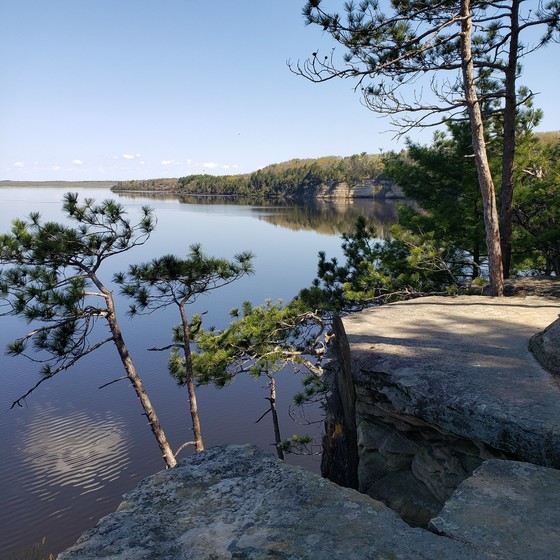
[1,1,559,182]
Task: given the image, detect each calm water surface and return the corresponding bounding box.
[0,187,398,557]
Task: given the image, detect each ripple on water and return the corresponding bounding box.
[20,404,130,500]
[2,403,131,556]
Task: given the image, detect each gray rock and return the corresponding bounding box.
[340,295,560,525]
[430,459,560,560]
[529,316,560,375]
[343,296,560,468]
[320,315,359,489]
[58,444,489,560]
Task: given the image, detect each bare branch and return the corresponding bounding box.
[10,336,113,409]
[255,407,272,424]
[174,441,196,459]
[98,375,128,389]
[147,343,181,352]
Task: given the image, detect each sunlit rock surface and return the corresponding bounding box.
[340,295,560,525]
[58,444,488,560]
[430,459,560,560]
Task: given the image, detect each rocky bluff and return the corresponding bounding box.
[60,293,560,559]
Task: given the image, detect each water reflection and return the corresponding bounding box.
[116,193,402,236]
[21,404,130,499]
[0,188,397,557]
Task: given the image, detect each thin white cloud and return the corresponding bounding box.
[161,160,174,165]
[72,159,83,165]
[14,161,24,167]
[51,165,62,171]
[203,162,218,169]
[122,154,136,160]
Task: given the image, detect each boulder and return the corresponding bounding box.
[430,459,560,560]
[58,444,489,560]
[529,316,560,375]
[339,295,560,525]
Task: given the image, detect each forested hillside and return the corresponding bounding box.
[111,153,385,198]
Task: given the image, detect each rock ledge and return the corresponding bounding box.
[59,444,487,560]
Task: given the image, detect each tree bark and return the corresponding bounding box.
[180,304,205,452]
[460,0,504,296]
[103,287,177,468]
[499,0,520,279]
[267,373,284,461]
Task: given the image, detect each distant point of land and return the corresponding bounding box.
[0,181,116,188]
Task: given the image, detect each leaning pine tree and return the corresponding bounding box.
[0,193,177,468]
[115,244,254,454]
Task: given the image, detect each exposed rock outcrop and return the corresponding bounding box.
[334,295,560,526]
[58,444,488,560]
[430,459,560,560]
[59,294,560,559]
[314,178,388,199]
[320,315,359,489]
[529,316,560,375]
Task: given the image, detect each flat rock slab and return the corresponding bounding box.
[343,295,560,466]
[58,444,489,560]
[430,459,560,559]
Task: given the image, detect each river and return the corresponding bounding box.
[0,187,399,557]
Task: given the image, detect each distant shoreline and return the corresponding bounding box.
[0,181,115,188]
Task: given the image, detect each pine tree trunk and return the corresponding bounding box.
[499,0,520,278]
[267,373,284,460]
[179,305,205,452]
[103,288,177,468]
[460,0,504,296]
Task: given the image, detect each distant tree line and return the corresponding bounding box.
[300,128,560,313]
[112,177,182,192]
[112,154,386,198]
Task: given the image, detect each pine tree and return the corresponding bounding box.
[0,193,177,468]
[116,244,254,453]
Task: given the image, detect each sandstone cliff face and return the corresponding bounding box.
[430,460,560,560]
[354,379,513,526]
[314,178,404,199]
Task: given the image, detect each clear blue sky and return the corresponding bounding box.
[1,1,558,182]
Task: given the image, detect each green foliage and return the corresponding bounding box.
[535,130,560,146]
[112,177,181,192]
[110,153,387,199]
[193,299,326,386]
[116,244,254,318]
[116,244,254,385]
[384,123,486,280]
[193,299,328,456]
[382,115,560,279]
[511,137,560,275]
[116,244,255,452]
[298,216,456,312]
[0,193,155,387]
[278,434,314,454]
[300,1,560,128]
